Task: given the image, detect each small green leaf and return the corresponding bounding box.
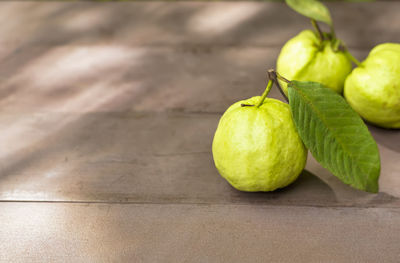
[287,81,380,193]
[285,0,332,26]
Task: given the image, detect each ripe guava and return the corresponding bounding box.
[344,43,400,129]
[277,30,352,95]
[212,96,307,192]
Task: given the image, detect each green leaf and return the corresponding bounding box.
[287,81,380,193]
[285,0,332,26]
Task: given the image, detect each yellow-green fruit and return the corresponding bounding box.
[277,30,352,95]
[212,96,307,192]
[344,43,400,129]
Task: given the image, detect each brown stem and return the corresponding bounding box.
[267,69,289,102]
[276,71,290,84]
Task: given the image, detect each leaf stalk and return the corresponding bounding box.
[267,69,289,103]
[311,19,324,41]
[344,49,361,67]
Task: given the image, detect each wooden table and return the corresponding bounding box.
[0,1,399,262]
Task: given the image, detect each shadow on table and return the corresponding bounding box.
[226,170,337,206]
[226,168,400,207]
[368,124,400,153]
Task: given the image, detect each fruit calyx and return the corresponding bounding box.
[312,19,338,50]
[311,19,361,67]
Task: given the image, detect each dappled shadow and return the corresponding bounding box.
[0,2,399,204]
[1,2,398,113]
[0,4,399,261]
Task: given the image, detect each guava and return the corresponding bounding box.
[344,43,400,129]
[276,30,352,95]
[212,96,307,192]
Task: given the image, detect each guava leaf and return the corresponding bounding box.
[287,81,380,193]
[285,0,332,26]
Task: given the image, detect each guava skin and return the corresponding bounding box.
[344,43,400,129]
[276,30,353,95]
[212,97,307,192]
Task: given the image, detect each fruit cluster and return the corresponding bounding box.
[212,0,397,193]
[277,31,400,129]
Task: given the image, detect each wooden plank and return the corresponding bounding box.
[0,7,396,206]
[0,112,398,207]
[0,2,398,261]
[0,46,368,114]
[0,2,398,49]
[0,202,399,262]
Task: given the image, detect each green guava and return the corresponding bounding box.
[344,43,400,129]
[212,96,307,192]
[276,30,352,95]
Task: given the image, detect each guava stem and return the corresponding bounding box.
[275,71,290,84]
[267,69,289,102]
[332,38,341,52]
[311,19,324,41]
[256,79,273,107]
[344,49,361,67]
[275,81,289,103]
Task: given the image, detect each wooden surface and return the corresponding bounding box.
[0,1,399,262]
